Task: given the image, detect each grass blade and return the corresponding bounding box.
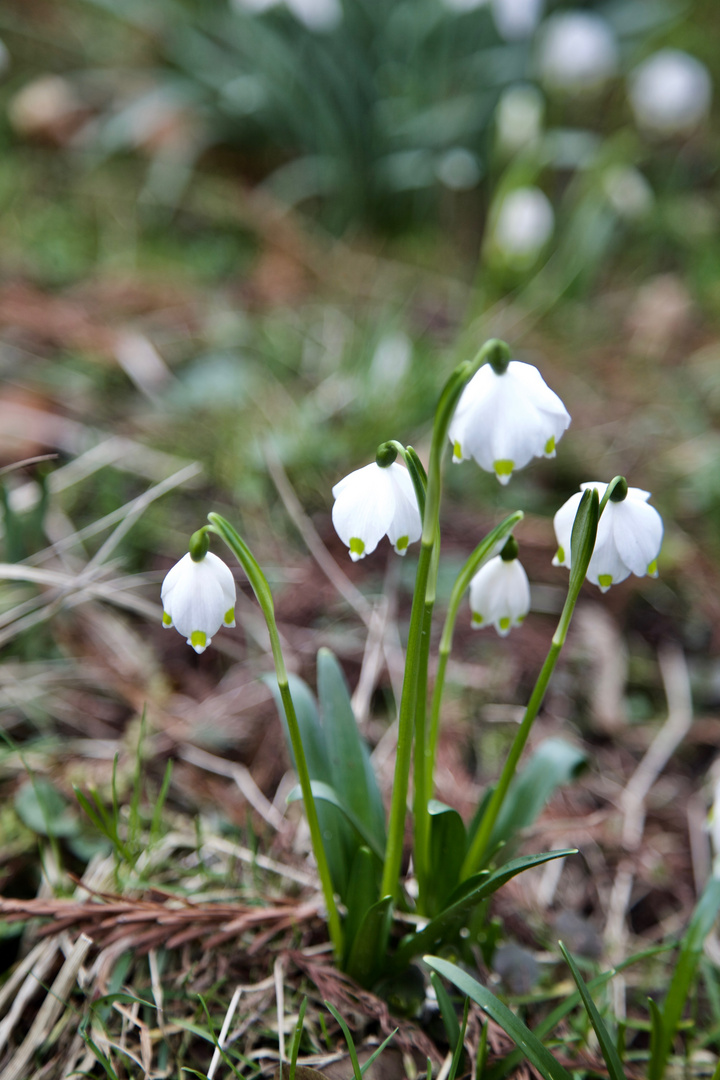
[559,942,626,1080]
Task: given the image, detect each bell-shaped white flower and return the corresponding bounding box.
[332,462,422,561]
[161,551,237,653]
[469,553,531,636]
[553,482,663,592]
[449,359,570,484]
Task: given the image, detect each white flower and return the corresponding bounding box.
[232,0,341,31]
[161,551,237,653]
[538,12,618,93]
[332,462,422,561]
[496,85,544,155]
[469,554,531,636]
[602,165,653,220]
[449,359,570,484]
[553,482,663,592]
[492,187,554,264]
[492,0,544,42]
[629,50,712,136]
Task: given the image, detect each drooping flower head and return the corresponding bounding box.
[553,480,663,592]
[449,354,570,484]
[332,458,422,562]
[469,537,531,636]
[161,549,236,653]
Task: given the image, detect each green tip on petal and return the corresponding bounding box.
[395,535,409,553]
[224,607,235,626]
[556,546,565,564]
[471,612,484,626]
[499,616,511,631]
[190,630,207,651]
[647,559,658,577]
[493,459,514,485]
[162,611,173,627]
[544,435,556,456]
[598,574,613,590]
[349,537,365,558]
[453,440,463,462]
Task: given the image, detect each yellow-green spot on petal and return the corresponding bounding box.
[472,613,484,625]
[396,535,408,552]
[350,537,365,557]
[499,616,511,631]
[556,546,565,564]
[598,574,613,589]
[647,559,658,576]
[224,608,235,626]
[544,435,556,455]
[494,459,514,479]
[190,630,207,649]
[453,440,463,461]
[517,615,526,624]
[162,612,172,627]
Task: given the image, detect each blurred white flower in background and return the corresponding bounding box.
[369,332,412,392]
[629,49,712,136]
[538,11,618,92]
[492,186,554,263]
[495,84,544,154]
[436,147,482,190]
[232,0,342,32]
[602,165,653,220]
[492,0,544,41]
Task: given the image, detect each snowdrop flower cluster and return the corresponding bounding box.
[448,356,570,484]
[553,482,663,592]
[491,187,555,265]
[331,461,422,561]
[629,50,712,136]
[537,11,618,93]
[470,540,531,636]
[161,551,237,653]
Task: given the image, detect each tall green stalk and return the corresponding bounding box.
[381,339,511,901]
[461,487,599,878]
[207,512,344,959]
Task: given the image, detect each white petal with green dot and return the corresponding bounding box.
[448,360,570,482]
[160,550,237,652]
[469,555,531,637]
[332,461,422,561]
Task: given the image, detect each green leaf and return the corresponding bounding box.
[343,846,381,969]
[15,778,78,838]
[426,801,467,915]
[392,851,573,969]
[430,971,460,1051]
[287,781,384,862]
[559,942,626,1080]
[425,957,572,1080]
[325,1001,363,1080]
[317,648,386,852]
[269,673,352,898]
[568,488,599,600]
[649,875,720,1080]
[345,895,393,989]
[484,739,586,857]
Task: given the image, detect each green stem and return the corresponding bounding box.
[412,595,435,907]
[207,512,344,960]
[381,339,510,902]
[461,488,599,878]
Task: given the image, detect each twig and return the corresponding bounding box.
[208,986,243,1080]
[274,955,286,1066]
[179,744,287,832]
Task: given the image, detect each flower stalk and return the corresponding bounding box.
[206,512,344,960]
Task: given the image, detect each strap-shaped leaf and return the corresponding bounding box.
[343,846,381,969]
[425,957,572,1080]
[426,801,467,916]
[392,850,573,969]
[345,895,393,988]
[559,942,626,1080]
[317,648,386,852]
[287,780,384,862]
